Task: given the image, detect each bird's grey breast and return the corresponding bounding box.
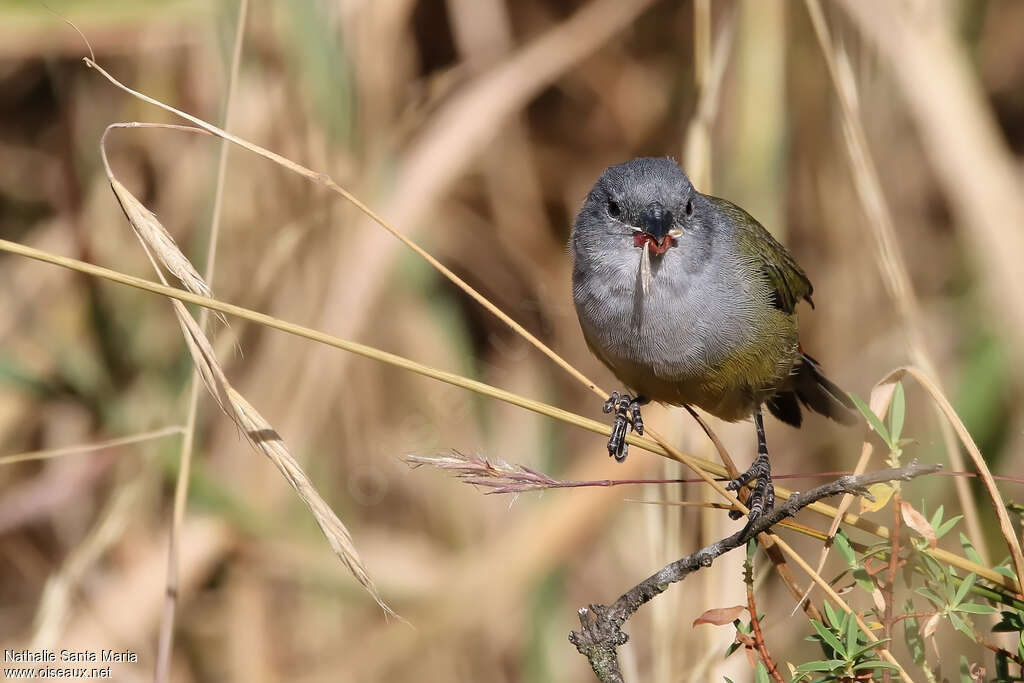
[572,231,759,397]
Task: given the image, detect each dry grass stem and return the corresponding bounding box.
[0,427,183,466]
[155,2,249,679]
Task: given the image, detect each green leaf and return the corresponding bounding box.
[852,567,876,596]
[994,565,1017,578]
[889,381,905,443]
[935,515,963,539]
[928,504,944,529]
[833,531,876,594]
[833,530,857,567]
[960,532,983,565]
[949,611,975,641]
[792,660,847,673]
[754,662,770,683]
[952,573,978,608]
[920,552,945,581]
[849,393,891,446]
[847,637,891,661]
[852,661,902,672]
[810,620,846,659]
[955,602,996,615]
[915,587,945,608]
[823,602,842,629]
[845,610,860,652]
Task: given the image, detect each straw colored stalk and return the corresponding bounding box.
[101,152,393,616]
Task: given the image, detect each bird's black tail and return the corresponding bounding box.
[767,353,858,428]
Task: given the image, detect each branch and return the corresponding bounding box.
[568,462,940,682]
[745,541,784,682]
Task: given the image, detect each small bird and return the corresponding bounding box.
[571,157,856,522]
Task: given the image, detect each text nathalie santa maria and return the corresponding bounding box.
[4,650,137,664]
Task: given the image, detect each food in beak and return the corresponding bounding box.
[633,232,677,255]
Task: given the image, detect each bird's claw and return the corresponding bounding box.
[603,392,645,462]
[726,453,775,523]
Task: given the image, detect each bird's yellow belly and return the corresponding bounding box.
[593,322,799,422]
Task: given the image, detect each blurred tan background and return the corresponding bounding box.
[1,0,1023,681]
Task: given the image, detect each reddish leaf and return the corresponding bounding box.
[900,500,938,548]
[693,605,747,626]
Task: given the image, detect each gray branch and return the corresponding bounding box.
[568,461,941,682]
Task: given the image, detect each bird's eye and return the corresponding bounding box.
[685,199,694,217]
[607,200,621,218]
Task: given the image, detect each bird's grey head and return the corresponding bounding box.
[572,158,710,288]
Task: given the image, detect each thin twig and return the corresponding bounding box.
[979,639,1024,666]
[569,463,938,682]
[683,405,738,479]
[882,488,902,683]
[744,542,784,682]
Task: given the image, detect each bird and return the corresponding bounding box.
[570,157,856,522]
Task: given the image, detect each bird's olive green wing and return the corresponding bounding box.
[707,196,813,314]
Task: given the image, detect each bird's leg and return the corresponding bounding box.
[726,405,775,522]
[602,393,648,462]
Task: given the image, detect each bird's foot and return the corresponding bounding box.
[726,453,775,522]
[602,392,645,462]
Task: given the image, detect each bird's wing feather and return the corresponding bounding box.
[706,195,813,314]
